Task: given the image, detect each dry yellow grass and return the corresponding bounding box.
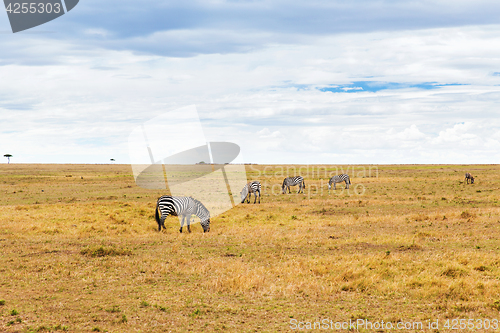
[1,164,500,332]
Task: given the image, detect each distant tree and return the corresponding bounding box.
[198,161,205,164]
[4,154,12,164]
[110,158,115,162]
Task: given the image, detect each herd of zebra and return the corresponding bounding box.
[155,172,476,233]
[154,174,351,233]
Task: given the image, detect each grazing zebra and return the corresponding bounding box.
[282,176,305,194]
[240,181,261,204]
[155,195,210,233]
[465,172,475,184]
[328,174,351,190]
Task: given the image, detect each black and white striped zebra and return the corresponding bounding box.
[282,176,305,194]
[155,195,210,233]
[328,174,351,190]
[240,181,261,204]
[465,172,475,184]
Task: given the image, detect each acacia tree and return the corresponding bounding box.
[4,154,12,164]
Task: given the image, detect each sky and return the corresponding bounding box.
[1,0,500,164]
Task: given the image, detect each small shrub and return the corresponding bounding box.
[140,301,150,307]
[413,214,429,222]
[80,246,132,257]
[120,314,128,323]
[106,305,121,313]
[441,266,468,278]
[190,308,203,317]
[10,309,18,316]
[0,299,5,305]
[53,324,68,331]
[460,211,475,219]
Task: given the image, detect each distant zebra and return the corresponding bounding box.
[241,181,261,204]
[465,172,475,184]
[282,176,305,194]
[155,195,210,233]
[328,174,351,190]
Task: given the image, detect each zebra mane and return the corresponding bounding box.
[190,197,210,217]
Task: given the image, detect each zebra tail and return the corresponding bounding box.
[154,201,161,228]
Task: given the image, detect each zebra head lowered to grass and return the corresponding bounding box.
[240,181,261,204]
[282,176,305,194]
[328,174,351,190]
[465,172,475,184]
[155,195,210,233]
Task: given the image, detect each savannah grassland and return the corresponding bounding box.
[1,164,500,332]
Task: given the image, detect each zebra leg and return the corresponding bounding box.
[253,192,257,204]
[288,185,291,194]
[246,193,250,204]
[179,216,184,233]
[187,215,191,233]
[258,190,261,203]
[158,216,163,231]
[345,180,349,189]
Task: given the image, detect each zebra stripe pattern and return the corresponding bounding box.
[328,174,351,190]
[155,195,210,233]
[282,176,305,194]
[241,181,262,204]
[465,172,475,184]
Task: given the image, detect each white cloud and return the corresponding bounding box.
[257,128,283,138]
[432,123,480,146]
[394,125,426,141]
[2,21,500,163]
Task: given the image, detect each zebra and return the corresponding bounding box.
[465,172,475,184]
[328,174,351,190]
[240,181,261,204]
[155,195,210,233]
[282,176,305,194]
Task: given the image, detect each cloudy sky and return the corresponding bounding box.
[1,0,500,164]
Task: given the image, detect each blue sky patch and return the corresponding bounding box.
[318,81,467,93]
